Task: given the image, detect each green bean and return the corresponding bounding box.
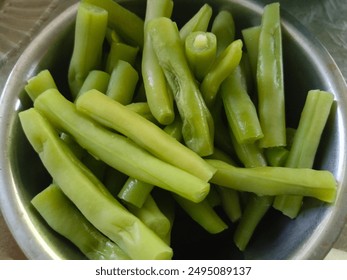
[125,102,157,123]
[34,89,210,203]
[228,125,269,250]
[68,2,108,99]
[82,0,144,48]
[117,116,182,208]
[220,64,263,144]
[19,108,172,260]
[210,95,237,157]
[229,128,267,168]
[206,147,241,222]
[218,187,242,223]
[74,69,111,180]
[105,42,139,74]
[148,17,214,156]
[32,184,130,260]
[207,159,336,202]
[127,194,171,241]
[265,147,289,167]
[211,10,235,56]
[206,146,237,165]
[173,194,228,234]
[242,25,261,79]
[233,194,273,251]
[105,27,122,45]
[77,70,110,98]
[24,70,87,161]
[163,116,183,141]
[72,69,111,180]
[118,177,154,208]
[179,3,212,41]
[76,89,216,182]
[185,31,217,81]
[142,0,175,125]
[25,70,109,180]
[265,127,296,166]
[273,90,334,218]
[200,39,243,107]
[106,60,139,105]
[25,69,57,101]
[256,2,286,148]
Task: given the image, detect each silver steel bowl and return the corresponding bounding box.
[1,0,347,260]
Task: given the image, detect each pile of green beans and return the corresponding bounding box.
[20,0,337,259]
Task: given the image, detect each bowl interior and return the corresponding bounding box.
[1,0,347,260]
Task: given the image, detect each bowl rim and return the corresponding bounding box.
[1,0,347,260]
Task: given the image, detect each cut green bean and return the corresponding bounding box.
[126,102,157,123]
[211,10,235,56]
[77,70,110,98]
[118,177,154,208]
[206,147,242,222]
[73,69,111,180]
[210,95,237,157]
[233,194,273,251]
[207,159,336,202]
[256,3,286,148]
[179,3,212,41]
[105,42,139,74]
[105,27,122,45]
[265,147,289,167]
[163,116,183,141]
[117,115,182,209]
[148,17,214,156]
[142,0,175,125]
[242,25,261,79]
[82,0,144,48]
[200,39,243,107]
[228,125,269,250]
[185,31,217,81]
[229,128,267,168]
[32,184,130,260]
[218,187,242,223]
[34,89,210,203]
[265,127,296,167]
[173,194,228,234]
[206,146,237,165]
[76,89,216,181]
[285,90,334,169]
[106,60,138,105]
[25,69,57,101]
[127,194,171,241]
[221,64,263,144]
[73,69,110,180]
[273,90,334,218]
[68,2,108,99]
[19,108,172,260]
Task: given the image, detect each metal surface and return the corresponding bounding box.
[0,0,347,260]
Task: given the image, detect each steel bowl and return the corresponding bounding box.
[1,0,347,260]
